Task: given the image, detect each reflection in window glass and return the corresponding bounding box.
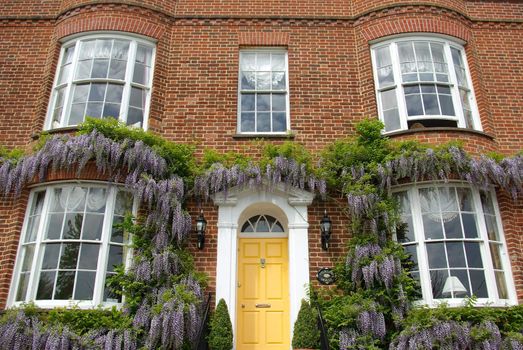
[14,185,132,306]
[48,36,154,130]
[396,185,511,303]
[239,51,288,133]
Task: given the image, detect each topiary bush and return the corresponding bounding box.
[208,299,233,350]
[292,299,320,349]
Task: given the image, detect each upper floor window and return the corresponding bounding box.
[46,34,155,130]
[9,183,135,308]
[238,49,289,134]
[371,36,480,133]
[395,184,514,306]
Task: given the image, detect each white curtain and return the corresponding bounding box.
[420,187,459,222]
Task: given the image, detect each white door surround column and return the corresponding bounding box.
[213,184,315,347]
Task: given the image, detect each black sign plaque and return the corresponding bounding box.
[317,267,335,285]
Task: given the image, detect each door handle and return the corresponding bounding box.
[255,303,271,308]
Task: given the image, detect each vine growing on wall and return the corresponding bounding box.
[0,117,522,349]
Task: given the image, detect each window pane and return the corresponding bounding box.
[111,216,124,243]
[427,243,446,268]
[431,270,447,299]
[398,42,415,63]
[422,93,440,115]
[76,60,92,80]
[272,94,286,111]
[59,243,80,269]
[63,213,83,239]
[82,214,104,241]
[106,85,123,104]
[443,215,462,239]
[462,213,478,238]
[241,53,256,70]
[271,54,285,70]
[136,45,153,65]
[383,109,401,132]
[465,242,483,268]
[256,53,271,70]
[89,83,106,102]
[495,271,508,299]
[25,217,41,243]
[257,112,270,132]
[446,242,466,267]
[423,214,444,239]
[73,84,90,103]
[127,107,143,127]
[489,243,503,270]
[91,59,110,79]
[256,72,271,90]
[95,40,112,58]
[130,87,145,108]
[439,95,455,116]
[405,94,423,116]
[257,94,270,111]
[469,270,488,298]
[80,41,95,60]
[78,243,100,270]
[46,213,64,240]
[449,270,471,298]
[241,113,255,132]
[42,243,61,270]
[107,245,123,272]
[69,104,86,125]
[16,273,29,302]
[241,94,255,111]
[241,71,255,90]
[115,191,133,216]
[104,273,122,302]
[21,245,35,272]
[37,271,55,299]
[103,103,120,119]
[55,271,75,299]
[112,40,129,60]
[273,112,286,132]
[457,188,474,211]
[74,271,96,300]
[272,72,286,90]
[404,244,418,271]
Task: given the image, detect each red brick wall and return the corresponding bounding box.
[0,0,523,307]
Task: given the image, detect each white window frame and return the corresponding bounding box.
[394,182,516,307]
[45,32,156,131]
[7,181,138,309]
[237,48,291,134]
[371,35,481,133]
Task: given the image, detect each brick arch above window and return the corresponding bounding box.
[54,5,168,41]
[357,10,472,43]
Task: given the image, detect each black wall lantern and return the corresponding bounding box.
[196,210,207,250]
[320,210,332,251]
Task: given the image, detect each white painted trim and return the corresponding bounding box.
[213,184,314,349]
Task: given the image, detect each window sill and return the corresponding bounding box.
[232,132,295,140]
[414,298,517,308]
[385,127,495,140]
[32,126,80,140]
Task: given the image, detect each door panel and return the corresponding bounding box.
[237,238,289,350]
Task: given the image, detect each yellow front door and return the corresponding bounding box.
[237,238,289,350]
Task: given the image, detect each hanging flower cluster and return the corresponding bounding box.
[194,156,326,199]
[376,146,523,199]
[0,310,138,350]
[0,130,169,197]
[389,319,519,350]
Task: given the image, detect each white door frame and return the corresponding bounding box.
[213,184,314,348]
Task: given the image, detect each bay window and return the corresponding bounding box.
[46,34,155,130]
[395,184,514,306]
[371,36,480,133]
[10,183,135,308]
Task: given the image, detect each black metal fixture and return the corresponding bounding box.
[196,209,207,250]
[320,210,332,251]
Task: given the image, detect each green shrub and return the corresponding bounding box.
[292,300,320,349]
[208,299,233,350]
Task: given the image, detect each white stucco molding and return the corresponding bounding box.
[212,182,315,349]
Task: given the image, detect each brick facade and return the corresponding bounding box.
[1,0,523,309]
